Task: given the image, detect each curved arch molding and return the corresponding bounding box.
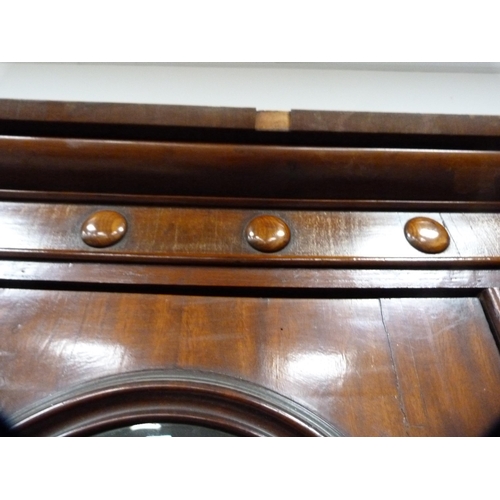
[11,370,344,437]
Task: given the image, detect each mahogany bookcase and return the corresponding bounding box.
[1,100,500,436]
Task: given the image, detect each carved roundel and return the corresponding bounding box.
[12,370,344,437]
[404,217,450,254]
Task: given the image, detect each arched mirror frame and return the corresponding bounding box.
[12,370,344,437]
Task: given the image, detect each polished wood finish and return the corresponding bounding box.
[2,100,500,437]
[379,298,500,436]
[14,371,342,437]
[480,288,500,347]
[81,210,128,248]
[404,217,450,254]
[245,215,291,253]
[4,260,500,290]
[3,189,500,212]
[3,202,500,267]
[440,213,500,257]
[2,290,499,436]
[1,136,500,206]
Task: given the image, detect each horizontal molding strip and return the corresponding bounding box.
[2,99,500,137]
[0,202,500,267]
[1,262,500,289]
[1,189,500,212]
[1,136,500,202]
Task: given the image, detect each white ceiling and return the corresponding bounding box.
[1,63,500,115]
[73,62,500,73]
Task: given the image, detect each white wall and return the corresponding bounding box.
[1,63,500,115]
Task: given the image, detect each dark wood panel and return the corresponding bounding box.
[2,261,500,290]
[2,99,500,137]
[3,189,500,212]
[0,289,397,436]
[0,203,460,265]
[480,288,500,347]
[1,136,500,202]
[3,202,500,266]
[0,99,256,129]
[12,370,342,437]
[2,289,499,436]
[441,213,500,258]
[380,298,500,436]
[1,100,499,439]
[291,109,500,136]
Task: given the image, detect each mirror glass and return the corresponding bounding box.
[97,422,233,437]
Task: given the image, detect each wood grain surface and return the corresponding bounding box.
[2,99,500,137]
[480,288,500,348]
[290,109,500,136]
[0,99,256,129]
[2,100,500,438]
[2,260,500,290]
[1,202,500,266]
[2,289,499,436]
[1,136,500,204]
